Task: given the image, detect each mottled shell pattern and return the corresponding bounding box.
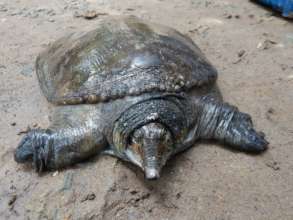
[36,16,217,105]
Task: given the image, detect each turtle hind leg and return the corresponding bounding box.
[196,96,268,153]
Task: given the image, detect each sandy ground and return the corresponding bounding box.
[0,0,292,219]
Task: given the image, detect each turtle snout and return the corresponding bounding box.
[145,167,160,180]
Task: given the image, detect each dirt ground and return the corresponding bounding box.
[0,0,292,219]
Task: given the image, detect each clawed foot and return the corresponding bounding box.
[227,112,269,153]
[14,129,53,172]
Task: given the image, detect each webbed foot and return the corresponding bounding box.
[225,112,268,153]
[224,112,269,153]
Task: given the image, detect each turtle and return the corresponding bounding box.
[14,16,268,180]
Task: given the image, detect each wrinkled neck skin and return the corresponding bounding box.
[112,93,193,180]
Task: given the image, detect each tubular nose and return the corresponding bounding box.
[145,168,160,180]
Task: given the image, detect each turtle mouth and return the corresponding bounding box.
[124,148,143,168]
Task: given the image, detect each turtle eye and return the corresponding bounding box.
[127,135,144,162]
[132,129,143,141]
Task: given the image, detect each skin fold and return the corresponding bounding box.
[14,16,268,180]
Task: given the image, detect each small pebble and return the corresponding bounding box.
[257,39,277,50]
[130,190,138,195]
[280,64,287,71]
[266,161,280,171]
[8,194,17,206]
[83,11,107,19]
[225,14,232,19]
[238,49,246,57]
[81,193,96,202]
[267,108,275,114]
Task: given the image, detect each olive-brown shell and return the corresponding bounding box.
[36,16,217,105]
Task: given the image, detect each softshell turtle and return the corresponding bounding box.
[14,16,268,180]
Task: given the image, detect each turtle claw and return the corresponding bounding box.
[240,130,269,153]
[14,130,52,172]
[14,135,34,163]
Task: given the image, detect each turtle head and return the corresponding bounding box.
[127,122,174,180]
[113,98,188,180]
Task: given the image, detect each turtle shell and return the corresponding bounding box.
[36,16,217,105]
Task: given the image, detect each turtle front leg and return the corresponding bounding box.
[14,126,107,172]
[195,96,268,152]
